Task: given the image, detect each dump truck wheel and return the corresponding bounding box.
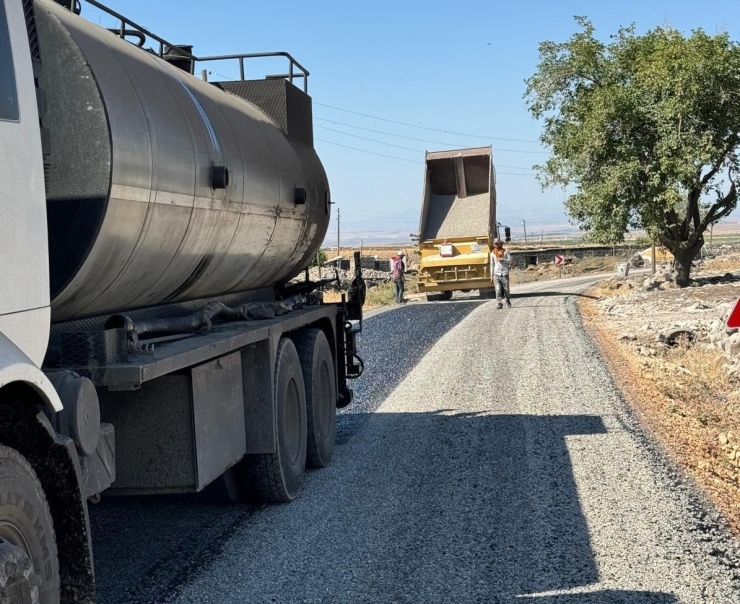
[245,338,307,503]
[441,291,453,301]
[294,329,336,468]
[0,445,60,604]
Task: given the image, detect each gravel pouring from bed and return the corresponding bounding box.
[160,279,740,604]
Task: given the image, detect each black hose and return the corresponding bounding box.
[106,302,247,341]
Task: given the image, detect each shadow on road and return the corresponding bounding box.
[90,412,678,603]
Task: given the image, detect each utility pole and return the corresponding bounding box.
[522,219,528,246]
[201,69,208,82]
[337,207,341,256]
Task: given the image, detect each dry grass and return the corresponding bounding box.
[322,290,342,304]
[589,279,639,299]
[704,257,740,274]
[511,255,628,284]
[364,282,397,308]
[321,278,414,309]
[580,294,740,533]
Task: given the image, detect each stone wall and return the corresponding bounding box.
[508,245,640,269]
[326,244,642,273]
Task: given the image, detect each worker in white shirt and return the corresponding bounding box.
[490,239,512,309]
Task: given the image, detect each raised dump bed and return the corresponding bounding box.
[417,147,497,300]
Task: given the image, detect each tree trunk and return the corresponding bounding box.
[673,248,693,287]
[660,234,704,288]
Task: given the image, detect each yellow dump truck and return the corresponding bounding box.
[417,147,497,301]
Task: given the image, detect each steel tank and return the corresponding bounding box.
[34,0,330,321]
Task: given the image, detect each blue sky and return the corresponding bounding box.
[84,0,740,244]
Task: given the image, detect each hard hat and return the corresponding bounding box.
[493,238,502,244]
[398,250,405,256]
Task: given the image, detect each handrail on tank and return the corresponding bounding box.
[69,0,310,92]
[77,0,199,62]
[196,53,310,93]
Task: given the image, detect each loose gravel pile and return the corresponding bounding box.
[91,276,740,603]
[422,192,491,240]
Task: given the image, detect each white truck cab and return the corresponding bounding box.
[0,0,52,366]
[0,0,61,415]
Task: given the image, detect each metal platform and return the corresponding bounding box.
[79,305,335,390]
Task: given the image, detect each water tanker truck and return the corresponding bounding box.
[416,147,498,301]
[0,1,366,601]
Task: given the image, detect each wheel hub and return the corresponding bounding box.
[0,537,41,604]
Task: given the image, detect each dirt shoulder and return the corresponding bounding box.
[580,255,740,532]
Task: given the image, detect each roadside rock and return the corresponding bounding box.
[725,333,740,356]
[659,329,696,347]
[686,302,711,312]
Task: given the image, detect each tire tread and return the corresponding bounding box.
[243,338,304,504]
[293,329,335,468]
[0,444,60,603]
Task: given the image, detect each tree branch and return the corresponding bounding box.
[691,188,701,232]
[575,71,602,86]
[701,163,722,186]
[700,136,738,185]
[663,208,681,241]
[692,169,738,247]
[680,188,701,240]
[698,181,737,234]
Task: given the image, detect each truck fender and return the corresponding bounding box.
[0,332,63,412]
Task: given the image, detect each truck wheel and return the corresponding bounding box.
[0,445,60,604]
[294,329,336,468]
[441,291,453,301]
[426,293,438,302]
[246,338,307,503]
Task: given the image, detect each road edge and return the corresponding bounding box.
[567,293,740,580]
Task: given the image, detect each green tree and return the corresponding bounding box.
[525,18,740,286]
[310,249,328,267]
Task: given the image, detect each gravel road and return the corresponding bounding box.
[90,276,740,603]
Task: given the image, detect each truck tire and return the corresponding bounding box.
[441,290,453,301]
[0,445,60,604]
[246,338,307,503]
[293,329,336,468]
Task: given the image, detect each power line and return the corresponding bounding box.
[317,125,424,153]
[314,102,541,144]
[315,138,421,164]
[314,117,549,154]
[315,138,536,176]
[316,125,535,172]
